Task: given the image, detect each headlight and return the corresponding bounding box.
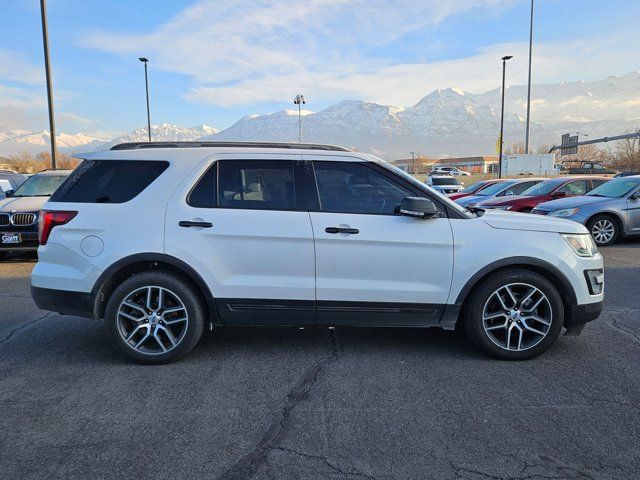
[562,234,598,257]
[549,208,579,218]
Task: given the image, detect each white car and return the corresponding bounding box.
[31,142,604,363]
[431,166,471,176]
[426,174,464,195]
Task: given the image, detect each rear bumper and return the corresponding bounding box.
[31,285,95,319]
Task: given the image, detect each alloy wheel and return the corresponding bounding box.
[482,283,553,352]
[116,286,189,355]
[591,219,615,245]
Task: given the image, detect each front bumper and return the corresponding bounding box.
[0,231,38,251]
[565,300,603,334]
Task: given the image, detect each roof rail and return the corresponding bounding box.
[109,141,350,152]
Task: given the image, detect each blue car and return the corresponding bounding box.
[455,178,543,208]
[532,176,640,246]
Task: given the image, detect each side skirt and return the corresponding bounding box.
[217,299,446,327]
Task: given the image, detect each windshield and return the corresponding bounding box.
[461,181,489,193]
[587,178,640,198]
[521,180,560,196]
[11,175,67,197]
[431,177,459,186]
[476,180,517,196]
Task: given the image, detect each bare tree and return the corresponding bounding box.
[505,141,526,155]
[608,136,640,171]
[6,151,79,173]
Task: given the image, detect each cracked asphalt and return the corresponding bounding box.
[0,241,639,480]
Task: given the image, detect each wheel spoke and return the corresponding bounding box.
[523,313,551,326]
[483,312,507,321]
[163,306,186,315]
[154,333,167,352]
[520,319,546,336]
[158,288,165,310]
[163,316,187,325]
[146,287,154,311]
[120,310,145,322]
[126,324,146,342]
[504,286,518,309]
[123,301,147,314]
[134,330,151,348]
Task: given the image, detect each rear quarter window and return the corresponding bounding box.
[50,160,169,203]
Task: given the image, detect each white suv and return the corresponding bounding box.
[31,142,604,363]
[431,166,471,176]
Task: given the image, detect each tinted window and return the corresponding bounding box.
[217,160,296,210]
[505,181,539,196]
[477,180,517,196]
[51,160,168,203]
[313,161,413,215]
[12,174,67,197]
[557,180,587,195]
[431,177,459,186]
[188,163,217,208]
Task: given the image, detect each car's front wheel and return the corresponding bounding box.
[104,271,205,364]
[587,214,619,246]
[463,269,564,360]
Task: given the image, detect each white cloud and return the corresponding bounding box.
[83,0,518,105]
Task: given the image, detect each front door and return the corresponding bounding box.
[305,157,454,326]
[627,186,640,234]
[165,155,316,325]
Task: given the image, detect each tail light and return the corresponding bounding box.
[38,210,77,245]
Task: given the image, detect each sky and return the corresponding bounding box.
[2,0,640,138]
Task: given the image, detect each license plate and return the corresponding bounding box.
[1,233,21,244]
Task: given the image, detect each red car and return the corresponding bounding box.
[447,179,506,201]
[476,176,610,212]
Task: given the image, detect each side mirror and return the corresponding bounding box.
[4,189,13,197]
[399,197,440,219]
[504,190,515,196]
[631,192,640,200]
[552,191,566,198]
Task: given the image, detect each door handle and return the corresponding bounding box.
[325,226,359,234]
[179,221,213,228]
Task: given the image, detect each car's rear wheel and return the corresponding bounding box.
[587,214,619,246]
[104,271,205,364]
[463,269,564,360]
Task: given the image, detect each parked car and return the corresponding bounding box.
[0,169,71,259]
[532,175,640,246]
[31,142,603,363]
[448,179,506,201]
[614,171,640,178]
[431,166,471,176]
[426,174,464,195]
[476,177,609,213]
[567,162,617,175]
[455,178,545,208]
[0,170,27,198]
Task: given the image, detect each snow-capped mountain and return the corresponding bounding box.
[99,123,219,149]
[2,72,639,158]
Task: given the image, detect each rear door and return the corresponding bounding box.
[304,156,454,327]
[165,154,316,325]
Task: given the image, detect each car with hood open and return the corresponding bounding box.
[0,169,71,259]
[532,175,640,246]
[475,177,609,213]
[30,142,603,363]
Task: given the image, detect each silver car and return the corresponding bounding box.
[532,176,640,245]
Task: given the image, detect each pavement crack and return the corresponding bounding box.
[0,312,53,346]
[216,329,340,480]
[273,446,376,479]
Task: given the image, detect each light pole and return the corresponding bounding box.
[139,57,151,141]
[293,94,305,143]
[498,55,513,179]
[524,0,534,154]
[39,0,56,169]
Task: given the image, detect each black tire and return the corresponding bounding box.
[104,270,205,364]
[519,207,533,214]
[587,214,619,246]
[463,269,564,360]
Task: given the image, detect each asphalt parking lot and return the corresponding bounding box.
[1,243,639,480]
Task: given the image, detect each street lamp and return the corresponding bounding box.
[293,94,305,143]
[39,0,56,169]
[498,55,513,179]
[139,57,151,142]
[524,0,534,154]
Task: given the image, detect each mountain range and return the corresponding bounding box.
[2,72,639,159]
